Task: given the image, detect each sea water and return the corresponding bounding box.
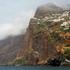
[0,66,70,70]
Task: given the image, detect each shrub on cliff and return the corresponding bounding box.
[64,49,70,60]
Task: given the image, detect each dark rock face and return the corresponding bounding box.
[47,58,61,66]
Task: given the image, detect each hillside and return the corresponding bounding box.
[0,35,24,65]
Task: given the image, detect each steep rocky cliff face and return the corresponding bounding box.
[14,4,70,65]
[0,3,69,65]
[15,4,64,65]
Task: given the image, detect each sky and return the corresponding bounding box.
[0,0,70,40]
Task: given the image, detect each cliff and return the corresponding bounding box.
[8,4,70,65]
[0,3,69,66]
[14,4,67,65]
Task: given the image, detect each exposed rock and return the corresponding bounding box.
[10,4,70,65]
[16,18,59,65]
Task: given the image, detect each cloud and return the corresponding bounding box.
[0,10,34,40]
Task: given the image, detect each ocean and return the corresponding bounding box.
[0,66,70,70]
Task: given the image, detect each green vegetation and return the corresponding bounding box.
[62,28,70,32]
[64,48,70,60]
[60,24,70,33]
[51,32,62,42]
[14,58,28,65]
[33,20,48,34]
[37,20,48,29]
[64,44,70,47]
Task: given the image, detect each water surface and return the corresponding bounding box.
[0,66,70,70]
